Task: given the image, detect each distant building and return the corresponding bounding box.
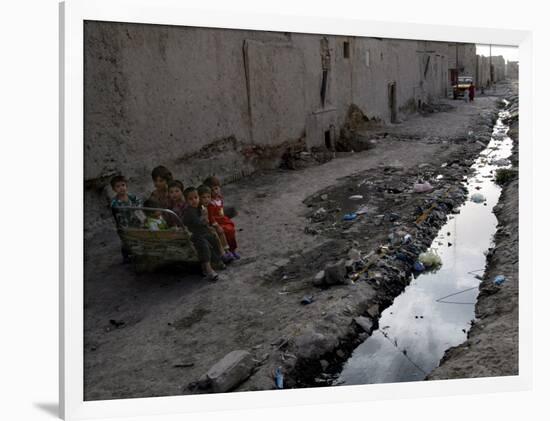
[447,43,477,91]
[506,60,519,79]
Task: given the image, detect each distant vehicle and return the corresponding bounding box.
[453,76,473,99]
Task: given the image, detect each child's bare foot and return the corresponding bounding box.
[205,272,219,282]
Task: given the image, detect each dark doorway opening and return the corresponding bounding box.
[343,41,350,59]
[389,82,397,123]
[324,130,332,149]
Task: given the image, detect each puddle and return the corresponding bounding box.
[334,109,513,386]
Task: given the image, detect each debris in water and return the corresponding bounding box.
[413,261,425,272]
[470,193,486,203]
[273,367,284,389]
[418,249,442,268]
[493,275,506,286]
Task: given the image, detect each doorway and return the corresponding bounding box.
[388,82,397,123]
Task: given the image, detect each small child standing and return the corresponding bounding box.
[197,184,235,264]
[149,165,173,209]
[110,175,143,263]
[203,176,240,259]
[143,199,168,231]
[182,187,224,282]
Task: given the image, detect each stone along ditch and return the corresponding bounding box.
[333,106,514,386]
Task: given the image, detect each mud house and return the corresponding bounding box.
[476,54,491,89]
[84,21,451,230]
[506,60,519,80]
[491,55,506,82]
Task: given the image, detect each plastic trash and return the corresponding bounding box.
[300,295,314,305]
[413,261,425,272]
[418,249,442,268]
[349,195,364,200]
[490,158,511,167]
[403,234,412,244]
[343,213,357,221]
[413,181,433,193]
[356,205,369,215]
[493,275,506,285]
[274,367,284,389]
[470,193,486,203]
[312,207,328,222]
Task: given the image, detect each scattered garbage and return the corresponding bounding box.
[413,181,434,193]
[384,212,400,222]
[470,193,486,203]
[493,275,506,286]
[343,213,357,221]
[490,158,511,167]
[312,207,328,222]
[300,295,314,305]
[349,195,364,200]
[418,249,442,268]
[274,367,284,389]
[403,234,413,244]
[356,205,369,215]
[413,261,425,272]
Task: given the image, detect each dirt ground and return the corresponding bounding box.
[84,84,516,400]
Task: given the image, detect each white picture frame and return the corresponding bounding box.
[60,0,533,419]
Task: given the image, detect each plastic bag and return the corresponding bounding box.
[418,249,442,268]
[413,182,433,193]
[470,193,486,203]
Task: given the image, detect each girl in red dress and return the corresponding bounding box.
[203,176,240,259]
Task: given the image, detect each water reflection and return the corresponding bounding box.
[336,111,513,385]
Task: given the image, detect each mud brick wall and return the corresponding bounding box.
[84,21,452,233]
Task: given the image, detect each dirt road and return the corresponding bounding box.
[84,87,511,400]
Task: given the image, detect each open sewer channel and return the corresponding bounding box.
[334,106,513,386]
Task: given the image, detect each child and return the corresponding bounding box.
[203,176,240,259]
[182,187,224,282]
[110,175,143,263]
[168,180,187,220]
[143,199,168,231]
[197,184,235,264]
[149,165,173,209]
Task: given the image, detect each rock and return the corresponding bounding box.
[294,331,337,360]
[336,349,345,359]
[313,270,326,286]
[324,259,347,285]
[320,194,328,201]
[312,207,328,222]
[320,359,329,370]
[367,304,380,318]
[354,316,374,333]
[198,350,254,393]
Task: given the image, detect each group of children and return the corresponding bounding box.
[110,165,239,282]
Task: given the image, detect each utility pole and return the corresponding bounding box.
[489,44,493,88]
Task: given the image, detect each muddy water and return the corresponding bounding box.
[334,109,513,386]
